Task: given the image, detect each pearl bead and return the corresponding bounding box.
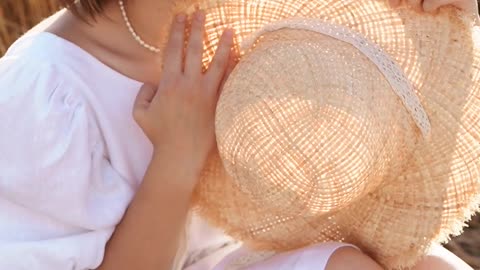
[118,0,161,53]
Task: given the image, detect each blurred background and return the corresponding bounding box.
[0,0,479,268]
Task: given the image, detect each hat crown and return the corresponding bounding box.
[215,29,419,216]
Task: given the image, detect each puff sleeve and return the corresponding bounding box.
[0,60,135,269]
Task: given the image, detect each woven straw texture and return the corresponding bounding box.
[188,1,480,269]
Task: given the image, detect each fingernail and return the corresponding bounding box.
[176,13,186,23]
[422,2,435,13]
[224,28,234,38]
[195,10,206,22]
[388,0,401,8]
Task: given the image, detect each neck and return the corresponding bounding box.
[46,0,190,84]
[116,0,176,52]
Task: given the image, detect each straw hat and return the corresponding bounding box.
[181,0,480,269]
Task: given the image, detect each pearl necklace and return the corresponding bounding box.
[118,0,161,53]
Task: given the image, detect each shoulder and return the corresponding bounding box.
[1,32,88,90]
[1,31,142,103]
[0,32,93,107]
[0,42,89,134]
[0,31,99,121]
[0,33,100,161]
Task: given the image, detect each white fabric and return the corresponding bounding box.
[0,31,232,269]
[214,243,359,270]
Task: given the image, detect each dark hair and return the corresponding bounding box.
[60,0,107,18]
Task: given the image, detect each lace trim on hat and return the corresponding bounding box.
[240,18,431,138]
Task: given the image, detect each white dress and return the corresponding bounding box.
[0,29,236,269]
[0,26,355,270]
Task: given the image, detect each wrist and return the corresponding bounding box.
[149,149,201,192]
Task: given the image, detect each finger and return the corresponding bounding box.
[205,29,235,90]
[422,0,449,12]
[133,83,157,110]
[218,48,239,94]
[407,0,424,11]
[185,10,206,76]
[388,0,402,8]
[424,0,476,13]
[162,13,187,75]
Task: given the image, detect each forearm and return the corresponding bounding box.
[97,153,197,270]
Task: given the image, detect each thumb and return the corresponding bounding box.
[423,0,477,13]
[134,83,157,110]
[422,0,452,12]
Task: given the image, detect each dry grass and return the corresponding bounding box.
[0,0,479,269]
[445,215,480,269]
[0,0,58,54]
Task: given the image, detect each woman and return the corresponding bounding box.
[0,0,476,269]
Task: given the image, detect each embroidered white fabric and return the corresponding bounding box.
[240,18,431,138]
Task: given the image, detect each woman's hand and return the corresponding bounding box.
[133,11,236,183]
[389,0,479,19]
[98,11,235,270]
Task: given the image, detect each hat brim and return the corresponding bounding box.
[188,1,480,269]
